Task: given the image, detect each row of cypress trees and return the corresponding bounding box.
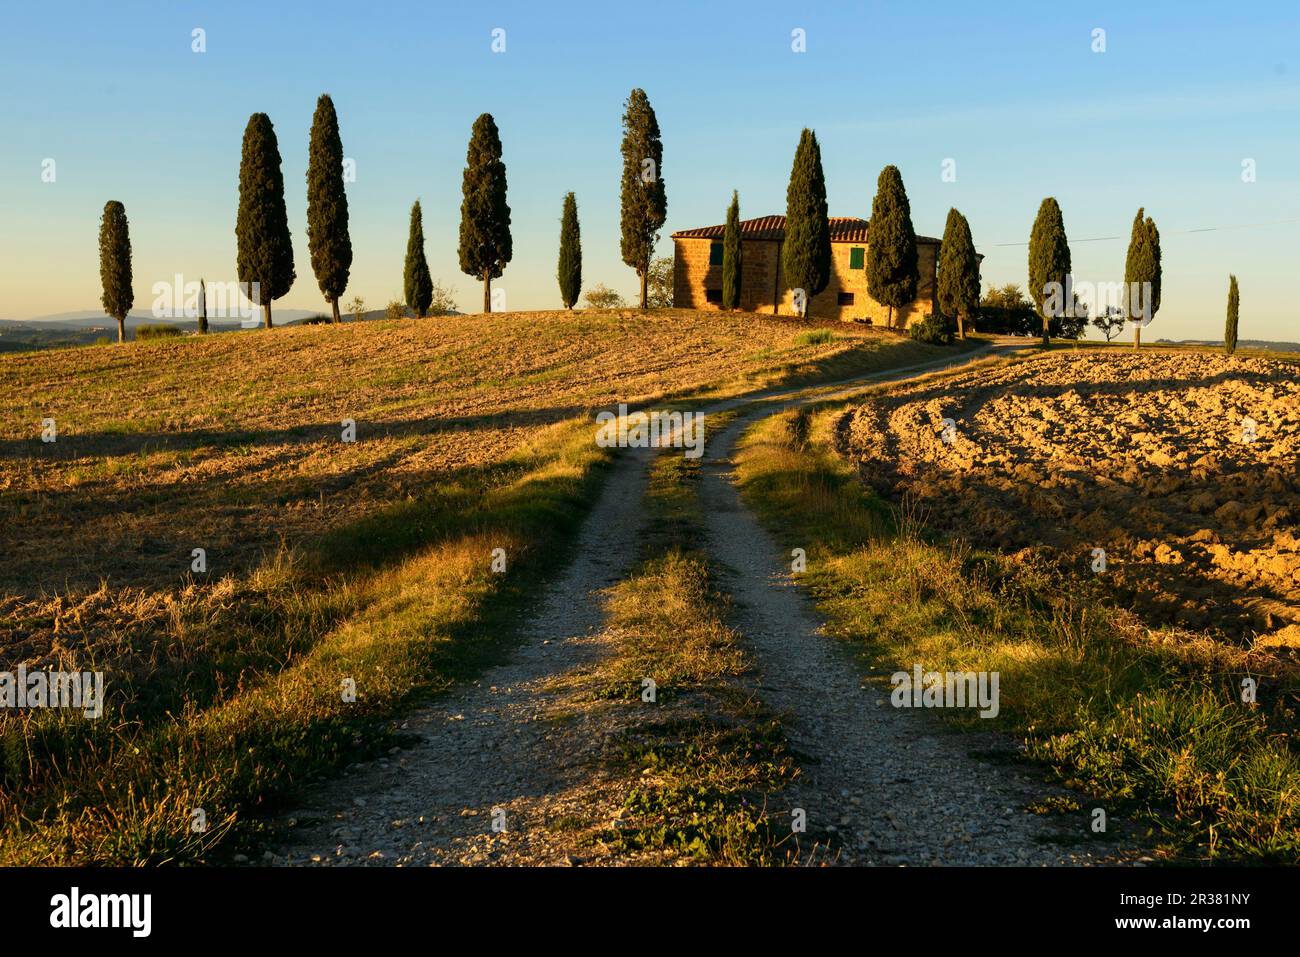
[97,89,1213,342]
[98,96,517,336]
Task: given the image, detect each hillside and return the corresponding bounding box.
[0,308,953,863]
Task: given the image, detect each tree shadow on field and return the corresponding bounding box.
[0,400,618,600]
[0,403,596,463]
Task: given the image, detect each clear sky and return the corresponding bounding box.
[1,0,1296,341]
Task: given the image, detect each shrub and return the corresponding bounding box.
[584,284,626,310]
[136,324,182,340]
[907,313,954,345]
[385,299,408,322]
[794,329,835,347]
[429,280,458,317]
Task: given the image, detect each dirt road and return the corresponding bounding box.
[272,344,1124,866]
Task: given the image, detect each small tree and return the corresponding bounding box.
[98,200,133,343]
[557,192,582,309]
[619,89,668,311]
[585,284,626,310]
[429,281,458,317]
[385,299,406,322]
[936,208,979,338]
[1124,207,1162,349]
[404,200,433,318]
[1027,197,1071,346]
[197,278,208,334]
[458,113,512,313]
[782,129,830,318]
[646,257,674,308]
[722,190,742,310]
[867,165,919,329]
[347,296,365,323]
[979,283,1037,336]
[1225,275,1239,355]
[236,112,295,328]
[1091,306,1125,342]
[306,93,352,323]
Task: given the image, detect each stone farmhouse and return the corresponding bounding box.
[671,215,977,327]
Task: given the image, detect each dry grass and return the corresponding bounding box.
[0,308,933,863]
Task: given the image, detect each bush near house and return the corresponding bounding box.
[907,313,955,345]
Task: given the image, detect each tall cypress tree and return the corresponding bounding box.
[722,191,742,310]
[937,208,979,339]
[404,200,433,318]
[236,112,295,329]
[619,88,667,311]
[781,128,830,318]
[98,200,133,343]
[557,192,582,310]
[197,278,208,334]
[1027,197,1071,346]
[866,165,919,329]
[458,113,512,313]
[306,93,352,324]
[1124,208,1162,349]
[1225,275,1239,355]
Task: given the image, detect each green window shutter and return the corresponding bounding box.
[849,247,865,269]
[709,242,723,266]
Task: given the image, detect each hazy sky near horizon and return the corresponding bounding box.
[1,0,1297,341]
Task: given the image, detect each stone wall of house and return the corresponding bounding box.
[672,238,781,312]
[673,236,938,327]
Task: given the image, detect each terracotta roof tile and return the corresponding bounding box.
[671,215,942,245]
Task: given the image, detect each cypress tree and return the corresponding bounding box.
[458,113,512,313]
[619,88,667,311]
[197,278,208,334]
[404,200,432,318]
[306,93,352,324]
[236,112,295,329]
[866,165,919,329]
[1027,197,1071,346]
[1225,275,1239,355]
[937,208,979,339]
[98,200,133,343]
[1124,208,1162,348]
[781,128,830,318]
[722,191,742,310]
[557,192,582,310]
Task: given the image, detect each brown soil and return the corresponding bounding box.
[842,349,1300,650]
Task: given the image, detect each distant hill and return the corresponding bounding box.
[1156,338,1300,353]
[0,307,459,353]
[17,308,323,327]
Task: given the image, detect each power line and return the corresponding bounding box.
[990,217,1300,247]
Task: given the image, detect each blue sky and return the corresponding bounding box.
[1,0,1297,340]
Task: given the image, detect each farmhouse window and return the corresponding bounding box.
[838,292,855,306]
[705,288,723,304]
[709,242,724,266]
[849,247,865,269]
